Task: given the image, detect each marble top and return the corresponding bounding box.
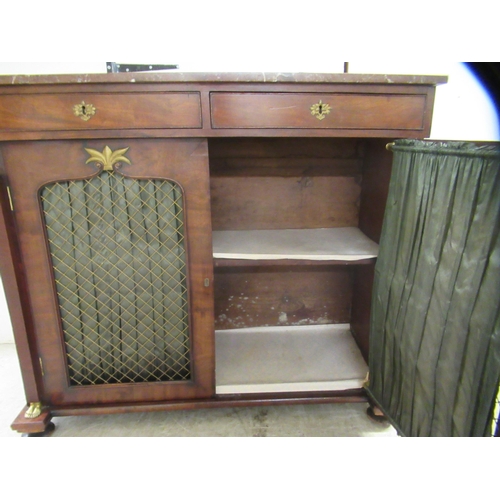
[0,72,448,86]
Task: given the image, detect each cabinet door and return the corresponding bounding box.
[367,140,500,437]
[3,138,214,408]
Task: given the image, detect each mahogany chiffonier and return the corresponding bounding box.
[0,72,446,435]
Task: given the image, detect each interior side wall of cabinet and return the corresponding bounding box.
[351,139,395,359]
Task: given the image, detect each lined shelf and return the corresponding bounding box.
[212,227,379,266]
[215,324,368,395]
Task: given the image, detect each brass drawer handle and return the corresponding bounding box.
[310,100,331,120]
[73,101,96,121]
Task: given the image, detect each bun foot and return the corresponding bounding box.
[366,404,388,423]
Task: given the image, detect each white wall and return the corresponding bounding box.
[0,62,498,342]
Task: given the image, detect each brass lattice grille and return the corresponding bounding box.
[40,171,191,386]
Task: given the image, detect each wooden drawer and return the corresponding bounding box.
[0,92,202,131]
[211,92,428,131]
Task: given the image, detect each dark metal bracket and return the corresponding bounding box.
[106,63,179,73]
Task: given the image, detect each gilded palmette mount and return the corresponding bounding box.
[84,146,132,171]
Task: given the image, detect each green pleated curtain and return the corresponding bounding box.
[367,140,500,437]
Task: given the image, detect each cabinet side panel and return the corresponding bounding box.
[0,151,41,402]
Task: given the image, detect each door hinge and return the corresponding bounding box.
[6,185,14,211]
[39,357,45,377]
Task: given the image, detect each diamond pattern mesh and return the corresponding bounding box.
[40,171,191,386]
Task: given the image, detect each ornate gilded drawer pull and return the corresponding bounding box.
[73,101,96,121]
[310,100,331,120]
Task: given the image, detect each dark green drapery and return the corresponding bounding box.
[367,140,500,437]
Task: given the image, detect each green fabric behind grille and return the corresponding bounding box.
[367,140,500,437]
[41,171,191,386]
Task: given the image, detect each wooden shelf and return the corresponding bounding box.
[213,227,379,266]
[215,324,368,395]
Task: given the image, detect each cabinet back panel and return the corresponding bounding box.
[209,138,362,161]
[209,138,364,231]
[214,266,352,329]
[211,176,361,230]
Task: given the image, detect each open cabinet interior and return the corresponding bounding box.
[208,137,393,395]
